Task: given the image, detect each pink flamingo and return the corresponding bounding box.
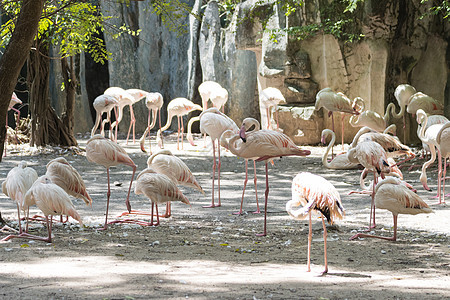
[287,172,345,274]
[198,107,239,208]
[134,168,190,226]
[139,92,164,153]
[347,140,391,229]
[407,92,444,117]
[392,84,417,141]
[122,149,204,219]
[257,80,286,130]
[315,87,362,150]
[2,175,82,243]
[350,177,432,241]
[225,124,311,236]
[220,118,262,215]
[105,87,136,143]
[156,97,203,151]
[91,94,119,140]
[125,88,149,144]
[436,122,450,204]
[198,81,224,111]
[85,135,136,230]
[1,161,38,234]
[321,129,359,170]
[4,93,23,155]
[46,157,93,206]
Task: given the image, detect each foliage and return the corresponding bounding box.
[0,0,141,64]
[150,0,198,35]
[420,0,450,20]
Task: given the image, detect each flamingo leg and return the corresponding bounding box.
[322,215,328,274]
[266,107,271,129]
[113,106,119,142]
[203,140,217,208]
[1,215,53,243]
[307,211,312,272]
[437,150,443,202]
[100,168,112,231]
[124,166,136,213]
[16,203,22,234]
[350,214,398,241]
[177,115,181,150]
[217,140,221,206]
[256,162,269,236]
[368,172,378,230]
[180,116,185,150]
[146,109,152,154]
[234,159,249,215]
[126,104,136,144]
[159,202,171,218]
[329,111,335,158]
[340,113,345,151]
[252,160,260,213]
[442,158,447,204]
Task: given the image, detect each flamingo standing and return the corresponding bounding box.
[350,177,433,241]
[416,112,448,158]
[198,107,239,208]
[287,172,345,274]
[85,135,136,230]
[139,92,164,153]
[1,161,38,234]
[91,94,119,140]
[226,124,311,236]
[347,140,391,229]
[124,149,204,218]
[2,175,82,243]
[315,87,362,151]
[220,118,264,215]
[125,88,149,144]
[392,84,417,141]
[321,129,359,170]
[134,168,190,226]
[155,97,202,151]
[257,79,286,130]
[407,92,444,117]
[105,87,136,143]
[4,92,23,156]
[416,109,446,198]
[46,157,93,206]
[436,122,450,204]
[198,81,223,112]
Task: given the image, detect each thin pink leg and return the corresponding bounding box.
[217,141,221,206]
[341,113,345,151]
[307,212,312,272]
[100,168,111,231]
[437,150,443,203]
[126,105,136,144]
[322,215,328,274]
[330,111,335,158]
[266,107,271,129]
[234,160,249,215]
[176,116,181,150]
[203,140,217,208]
[180,117,184,150]
[253,160,260,213]
[350,214,397,241]
[256,162,269,236]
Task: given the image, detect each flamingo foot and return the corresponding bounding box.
[1,232,51,243]
[202,204,220,208]
[255,232,267,237]
[252,209,261,214]
[1,225,19,234]
[232,210,245,215]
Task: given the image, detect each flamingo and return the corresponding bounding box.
[2,175,83,243]
[315,88,362,152]
[321,129,359,170]
[85,135,136,230]
[436,121,450,204]
[416,109,446,198]
[4,92,23,156]
[349,98,398,133]
[134,168,190,226]
[91,94,119,140]
[227,123,311,236]
[198,107,239,208]
[155,97,202,151]
[416,112,448,158]
[139,92,164,153]
[257,78,286,130]
[287,172,345,274]
[125,88,149,144]
[407,92,444,117]
[392,84,417,141]
[123,149,204,218]
[220,118,264,215]
[1,161,38,234]
[350,177,433,241]
[348,140,391,229]
[105,87,136,143]
[198,81,223,112]
[46,157,92,206]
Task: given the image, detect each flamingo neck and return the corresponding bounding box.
[322,132,335,167]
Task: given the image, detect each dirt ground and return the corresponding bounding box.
[0,132,448,300]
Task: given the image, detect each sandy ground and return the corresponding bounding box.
[0,132,448,300]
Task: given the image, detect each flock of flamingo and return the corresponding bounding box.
[1,81,446,274]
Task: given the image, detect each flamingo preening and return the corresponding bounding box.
[91,94,119,140]
[287,172,345,274]
[139,92,164,153]
[350,177,432,241]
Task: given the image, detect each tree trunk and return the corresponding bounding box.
[27,40,77,147]
[0,0,45,160]
[61,56,78,146]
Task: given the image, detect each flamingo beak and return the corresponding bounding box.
[239,125,247,142]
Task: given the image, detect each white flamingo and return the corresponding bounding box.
[91,94,119,139]
[139,92,164,153]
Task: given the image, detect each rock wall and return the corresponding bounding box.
[60,0,449,146]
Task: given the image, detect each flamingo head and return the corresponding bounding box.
[239,125,247,142]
